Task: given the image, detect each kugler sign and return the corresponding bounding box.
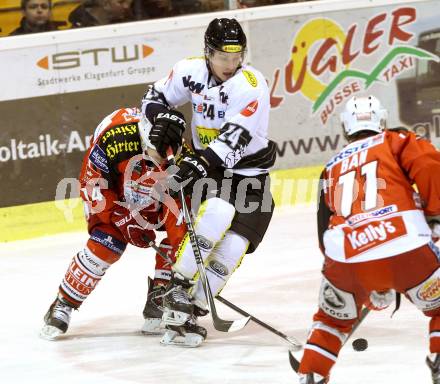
[269,7,440,124]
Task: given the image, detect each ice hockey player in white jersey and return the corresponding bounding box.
[141,18,276,346]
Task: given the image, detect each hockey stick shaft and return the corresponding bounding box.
[288,306,370,372]
[349,307,370,337]
[166,147,250,332]
[215,295,302,350]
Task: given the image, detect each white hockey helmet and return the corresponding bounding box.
[340,95,387,137]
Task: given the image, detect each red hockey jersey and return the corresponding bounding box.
[318,129,440,263]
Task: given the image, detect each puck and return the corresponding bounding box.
[352,338,368,351]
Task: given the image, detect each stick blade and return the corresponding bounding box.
[288,350,300,372]
[213,315,251,333]
[286,336,303,351]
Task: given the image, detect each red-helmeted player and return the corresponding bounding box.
[298,96,440,384]
[40,106,188,340]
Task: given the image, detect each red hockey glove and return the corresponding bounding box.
[112,207,156,248]
[426,215,440,243]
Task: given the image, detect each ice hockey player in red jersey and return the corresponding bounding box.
[298,96,440,384]
[40,106,187,340]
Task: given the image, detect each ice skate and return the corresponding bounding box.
[427,353,440,383]
[160,315,207,347]
[141,277,166,335]
[162,272,195,326]
[192,298,209,317]
[40,297,74,340]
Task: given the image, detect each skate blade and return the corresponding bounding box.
[160,330,204,348]
[162,308,191,326]
[39,325,64,341]
[141,318,165,335]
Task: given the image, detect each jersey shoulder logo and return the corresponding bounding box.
[164,69,174,85]
[242,70,258,88]
[182,75,205,94]
[240,100,258,117]
[99,123,141,160]
[89,145,109,173]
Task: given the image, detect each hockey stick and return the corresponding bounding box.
[288,306,371,372]
[215,296,303,350]
[165,147,250,333]
[142,235,301,349]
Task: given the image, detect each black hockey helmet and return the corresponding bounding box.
[204,18,247,55]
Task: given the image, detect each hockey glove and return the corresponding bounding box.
[366,289,395,311]
[149,110,186,158]
[169,154,209,196]
[112,207,156,248]
[426,215,440,242]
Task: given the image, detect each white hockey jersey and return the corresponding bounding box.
[141,57,276,176]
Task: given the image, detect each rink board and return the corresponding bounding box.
[1,0,439,208]
[0,165,323,242]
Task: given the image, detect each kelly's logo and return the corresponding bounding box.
[269,7,440,124]
[343,216,407,258]
[37,44,154,70]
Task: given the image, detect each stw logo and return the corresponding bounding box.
[182,75,205,94]
[343,216,407,258]
[37,44,154,70]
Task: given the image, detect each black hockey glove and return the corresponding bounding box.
[149,110,186,158]
[169,154,209,196]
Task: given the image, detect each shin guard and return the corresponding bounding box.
[59,248,110,307]
[174,197,236,279]
[192,230,249,307]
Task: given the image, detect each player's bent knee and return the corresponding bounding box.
[196,198,236,233]
[190,197,236,252]
[318,277,358,322]
[86,228,127,264]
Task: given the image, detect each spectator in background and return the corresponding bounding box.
[133,0,171,20]
[10,0,63,35]
[237,0,301,7]
[200,0,224,12]
[134,0,225,20]
[69,0,135,28]
[237,0,274,8]
[169,0,201,15]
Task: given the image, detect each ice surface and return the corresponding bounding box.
[0,205,431,383]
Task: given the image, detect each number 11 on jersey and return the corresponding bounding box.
[337,161,384,217]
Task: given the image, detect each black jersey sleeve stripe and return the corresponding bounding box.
[234,140,277,169]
